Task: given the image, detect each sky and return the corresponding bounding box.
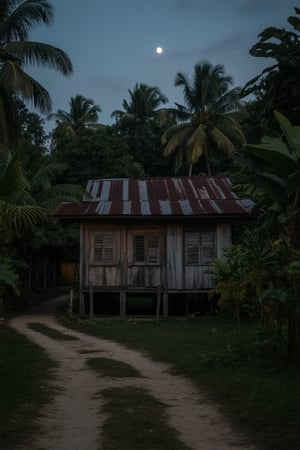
[29,0,296,131]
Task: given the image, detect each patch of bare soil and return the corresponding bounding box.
[9,297,256,450]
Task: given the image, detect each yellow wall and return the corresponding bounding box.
[60,263,79,282]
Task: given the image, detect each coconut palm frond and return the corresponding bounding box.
[187,124,208,164]
[213,114,245,146]
[211,87,243,113]
[163,126,192,157]
[5,41,73,75]
[49,95,101,136]
[208,127,236,156]
[0,0,54,42]
[1,203,48,239]
[110,109,123,119]
[0,60,52,112]
[161,122,190,146]
[0,148,28,201]
[175,72,196,109]
[112,83,168,124]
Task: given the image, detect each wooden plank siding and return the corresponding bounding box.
[80,220,231,293]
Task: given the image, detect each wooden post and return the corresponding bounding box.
[89,283,94,319]
[184,297,189,316]
[28,252,32,294]
[43,254,47,290]
[163,292,169,318]
[52,257,56,287]
[35,253,39,289]
[120,292,126,317]
[156,285,161,319]
[69,289,73,316]
[79,292,85,315]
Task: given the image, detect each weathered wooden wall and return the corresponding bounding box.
[80,220,231,292]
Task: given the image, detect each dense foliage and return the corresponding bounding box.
[241,7,300,130]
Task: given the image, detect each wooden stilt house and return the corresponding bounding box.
[53,177,254,316]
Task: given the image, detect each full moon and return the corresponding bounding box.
[156,46,163,54]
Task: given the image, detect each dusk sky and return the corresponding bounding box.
[29,0,295,131]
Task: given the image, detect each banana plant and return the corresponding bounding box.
[244,111,300,247]
[243,111,300,359]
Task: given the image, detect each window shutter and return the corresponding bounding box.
[103,233,114,263]
[94,234,104,262]
[94,233,114,263]
[185,232,200,265]
[201,231,215,264]
[134,235,145,262]
[147,233,159,264]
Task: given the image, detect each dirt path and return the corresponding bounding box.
[9,297,256,450]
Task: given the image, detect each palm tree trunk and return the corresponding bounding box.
[188,163,193,176]
[204,147,211,176]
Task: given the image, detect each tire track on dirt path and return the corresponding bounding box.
[9,296,256,450]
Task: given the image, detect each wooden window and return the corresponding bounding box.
[93,233,114,264]
[134,235,145,263]
[133,233,160,265]
[185,230,215,265]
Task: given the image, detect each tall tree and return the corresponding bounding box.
[111,83,168,126]
[0,0,73,147]
[50,126,144,186]
[111,83,171,176]
[162,61,245,175]
[48,94,101,138]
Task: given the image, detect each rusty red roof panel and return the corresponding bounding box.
[53,177,254,218]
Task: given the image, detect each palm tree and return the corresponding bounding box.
[0,147,47,250]
[0,146,84,312]
[162,61,245,175]
[111,83,168,125]
[0,0,73,146]
[48,95,101,138]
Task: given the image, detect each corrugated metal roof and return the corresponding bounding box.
[53,177,255,218]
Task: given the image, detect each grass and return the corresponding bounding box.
[100,386,189,450]
[87,357,141,378]
[28,322,78,340]
[60,315,300,450]
[0,323,56,450]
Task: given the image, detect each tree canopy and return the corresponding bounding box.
[241,6,300,128]
[162,61,245,175]
[0,0,73,146]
